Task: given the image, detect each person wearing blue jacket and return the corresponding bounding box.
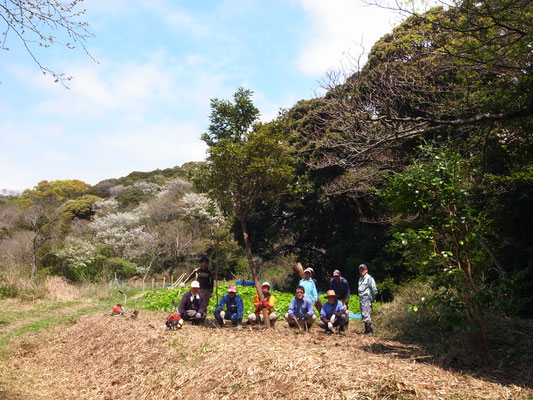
[318,290,348,334]
[298,268,318,305]
[284,286,316,329]
[214,285,244,326]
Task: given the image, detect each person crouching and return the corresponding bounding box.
[248,282,277,326]
[178,281,207,325]
[318,290,348,334]
[285,285,316,329]
[215,285,244,327]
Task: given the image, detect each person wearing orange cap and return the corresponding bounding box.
[247,282,277,326]
[215,285,244,326]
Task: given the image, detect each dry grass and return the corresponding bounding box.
[40,276,81,302]
[2,311,531,400]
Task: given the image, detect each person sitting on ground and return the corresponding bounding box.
[329,269,351,309]
[358,264,378,335]
[248,282,277,326]
[298,268,318,308]
[178,281,207,325]
[215,285,244,327]
[318,290,348,334]
[285,285,316,329]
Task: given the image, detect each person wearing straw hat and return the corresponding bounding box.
[215,285,244,327]
[329,269,351,309]
[358,264,378,335]
[247,282,277,326]
[318,290,348,334]
[285,285,316,329]
[298,268,318,307]
[178,281,207,325]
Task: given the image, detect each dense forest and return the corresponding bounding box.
[1,0,531,357]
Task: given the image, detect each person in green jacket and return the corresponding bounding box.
[358,264,378,335]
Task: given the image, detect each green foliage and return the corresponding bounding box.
[18,179,91,206]
[139,283,367,317]
[116,188,148,208]
[0,285,18,298]
[61,195,100,221]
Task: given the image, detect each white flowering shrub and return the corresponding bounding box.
[93,198,119,216]
[133,181,162,194]
[108,185,129,197]
[180,193,224,226]
[90,212,145,258]
[55,237,97,269]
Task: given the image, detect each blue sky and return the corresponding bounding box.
[0,0,400,191]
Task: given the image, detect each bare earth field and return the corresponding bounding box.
[1,310,531,400]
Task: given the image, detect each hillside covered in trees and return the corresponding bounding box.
[1,0,532,368]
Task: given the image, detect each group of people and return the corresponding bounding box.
[175,257,378,335]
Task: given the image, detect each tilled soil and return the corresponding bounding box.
[1,311,531,400]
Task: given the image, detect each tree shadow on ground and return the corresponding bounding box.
[364,318,533,390]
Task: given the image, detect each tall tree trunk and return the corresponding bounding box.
[240,215,271,328]
[29,236,38,285]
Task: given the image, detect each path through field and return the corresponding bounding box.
[1,310,531,400]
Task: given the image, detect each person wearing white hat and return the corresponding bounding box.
[178,280,207,325]
[298,268,318,307]
[247,282,277,325]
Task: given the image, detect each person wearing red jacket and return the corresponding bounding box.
[247,282,277,326]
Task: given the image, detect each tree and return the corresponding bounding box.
[381,145,492,357]
[1,0,94,84]
[196,88,296,327]
[312,4,532,196]
[17,194,61,283]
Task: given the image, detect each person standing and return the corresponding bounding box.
[298,268,318,307]
[306,267,322,312]
[329,269,351,309]
[193,256,214,304]
[215,285,244,326]
[358,264,378,335]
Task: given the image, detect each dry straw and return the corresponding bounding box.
[4,311,531,400]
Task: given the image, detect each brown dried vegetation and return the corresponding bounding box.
[2,311,531,399]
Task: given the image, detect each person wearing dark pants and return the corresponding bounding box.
[215,285,244,326]
[178,281,207,325]
[329,269,351,309]
[358,264,378,335]
[285,285,316,329]
[318,290,348,334]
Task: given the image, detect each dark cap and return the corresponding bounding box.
[358,264,368,270]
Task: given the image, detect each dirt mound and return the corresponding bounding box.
[3,312,531,400]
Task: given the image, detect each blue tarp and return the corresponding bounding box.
[235,280,255,286]
[349,313,362,319]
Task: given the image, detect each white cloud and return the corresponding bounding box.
[94,121,207,173]
[297,0,399,77]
